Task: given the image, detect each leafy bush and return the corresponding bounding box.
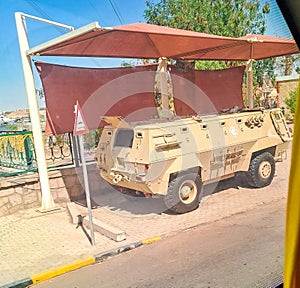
[83,129,102,151]
[285,88,298,114]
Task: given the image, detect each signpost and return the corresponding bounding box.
[73,100,95,245]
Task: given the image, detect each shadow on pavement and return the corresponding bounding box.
[90,174,250,217]
[90,179,168,216]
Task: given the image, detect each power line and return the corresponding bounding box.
[24,0,109,68]
[86,0,106,26]
[108,0,124,25]
[25,0,66,35]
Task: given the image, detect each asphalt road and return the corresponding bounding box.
[33,198,285,288]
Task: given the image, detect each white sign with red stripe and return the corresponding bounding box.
[73,101,89,135]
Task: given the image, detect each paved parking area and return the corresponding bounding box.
[0,147,291,287]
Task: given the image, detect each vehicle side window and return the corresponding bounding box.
[114,129,134,148]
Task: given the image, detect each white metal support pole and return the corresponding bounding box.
[73,101,95,245]
[15,12,55,211]
[78,135,95,245]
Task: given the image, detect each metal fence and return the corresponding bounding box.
[45,133,74,168]
[0,131,36,171]
[0,131,75,177]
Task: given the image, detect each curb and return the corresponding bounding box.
[0,236,162,288]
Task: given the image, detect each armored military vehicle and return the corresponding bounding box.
[95,108,291,214]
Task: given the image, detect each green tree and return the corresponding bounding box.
[253,57,276,86]
[277,54,300,76]
[121,60,142,67]
[145,0,270,36]
[144,0,273,85]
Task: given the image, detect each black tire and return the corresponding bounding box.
[246,152,275,188]
[163,173,202,214]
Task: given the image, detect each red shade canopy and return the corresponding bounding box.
[36,62,245,135]
[28,22,299,60]
[237,34,298,59]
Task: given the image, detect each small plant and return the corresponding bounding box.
[83,129,102,151]
[285,87,298,114]
[5,123,18,131]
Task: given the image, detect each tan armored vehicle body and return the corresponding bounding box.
[95,108,291,213]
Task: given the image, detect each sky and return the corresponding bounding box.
[0,0,293,112]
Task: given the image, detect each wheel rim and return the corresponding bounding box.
[179,180,197,204]
[258,160,272,179]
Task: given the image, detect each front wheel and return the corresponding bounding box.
[246,152,275,188]
[163,173,202,214]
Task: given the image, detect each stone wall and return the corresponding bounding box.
[0,176,41,216]
[0,164,101,217]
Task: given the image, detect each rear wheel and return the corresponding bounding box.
[164,173,202,214]
[246,152,275,188]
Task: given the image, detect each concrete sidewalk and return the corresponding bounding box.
[0,149,291,287]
